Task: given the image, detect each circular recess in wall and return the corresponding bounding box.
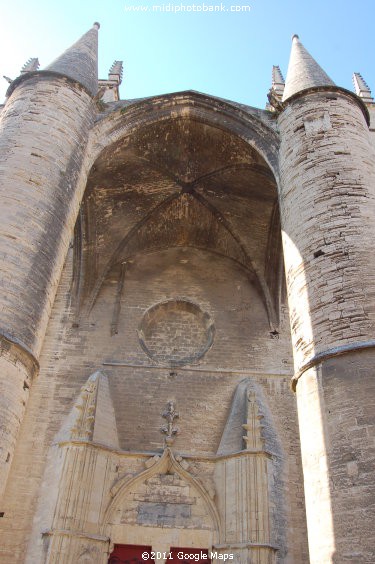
[138,299,215,366]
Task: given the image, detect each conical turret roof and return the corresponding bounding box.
[282,35,335,102]
[45,23,99,96]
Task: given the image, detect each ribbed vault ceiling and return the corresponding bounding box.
[74,115,283,328]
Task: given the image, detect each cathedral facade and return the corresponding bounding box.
[0,24,374,563]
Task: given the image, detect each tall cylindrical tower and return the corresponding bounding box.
[0,24,99,498]
[278,35,375,563]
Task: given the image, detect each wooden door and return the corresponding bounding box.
[109,544,155,563]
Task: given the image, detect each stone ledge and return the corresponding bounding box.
[0,331,39,378]
[292,339,375,391]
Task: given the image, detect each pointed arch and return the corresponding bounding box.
[87,91,280,180]
[75,91,283,330]
[103,448,222,541]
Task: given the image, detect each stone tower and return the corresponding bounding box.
[0,23,99,498]
[0,26,374,564]
[278,35,375,563]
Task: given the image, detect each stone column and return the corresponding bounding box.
[278,88,375,563]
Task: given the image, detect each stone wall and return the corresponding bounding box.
[0,245,308,563]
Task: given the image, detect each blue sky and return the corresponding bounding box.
[0,0,374,108]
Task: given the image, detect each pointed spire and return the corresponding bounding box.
[108,61,123,84]
[58,370,119,448]
[20,58,40,74]
[353,73,374,103]
[266,65,285,112]
[98,60,123,103]
[272,65,285,96]
[45,22,99,96]
[283,34,335,102]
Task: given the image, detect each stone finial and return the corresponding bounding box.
[161,401,179,446]
[353,72,374,103]
[97,61,124,103]
[45,25,99,96]
[283,34,335,102]
[20,58,40,74]
[71,372,99,441]
[242,389,265,451]
[267,65,285,111]
[272,65,285,94]
[108,61,123,84]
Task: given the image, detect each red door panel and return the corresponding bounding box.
[109,544,155,564]
[170,547,211,563]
